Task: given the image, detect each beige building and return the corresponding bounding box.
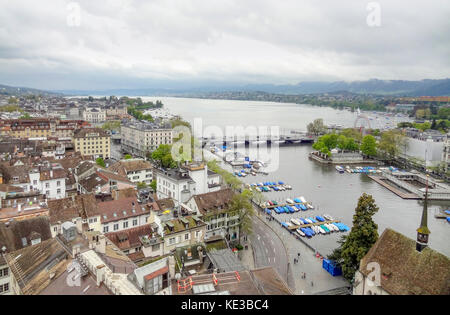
[73,128,111,159]
[82,108,106,123]
[121,121,173,157]
[0,119,89,139]
[161,215,206,255]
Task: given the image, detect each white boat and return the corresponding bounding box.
[296,229,305,237]
[291,218,301,226]
[324,214,333,221]
[317,226,326,234]
[331,224,339,232]
[299,196,307,203]
[306,203,314,209]
[336,166,345,173]
[286,199,294,204]
[325,223,335,232]
[305,218,313,224]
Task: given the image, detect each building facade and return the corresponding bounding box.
[155,163,222,206]
[73,128,111,159]
[82,108,106,123]
[121,121,173,157]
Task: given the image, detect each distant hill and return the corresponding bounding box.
[0,84,61,96]
[3,78,450,97]
[241,79,450,96]
[56,78,450,97]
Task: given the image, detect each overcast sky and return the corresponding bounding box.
[0,0,449,90]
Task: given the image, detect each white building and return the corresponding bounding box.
[83,107,106,123]
[97,197,152,234]
[108,159,153,184]
[121,121,173,157]
[0,256,11,295]
[185,188,240,242]
[154,163,221,206]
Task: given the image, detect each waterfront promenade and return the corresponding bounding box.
[252,207,350,295]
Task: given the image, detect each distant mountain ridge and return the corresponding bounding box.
[241,79,450,96]
[2,78,450,97]
[0,84,61,96]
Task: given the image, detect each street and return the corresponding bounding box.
[250,210,350,294]
[250,214,295,290]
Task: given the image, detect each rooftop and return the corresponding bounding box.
[97,196,148,223]
[5,238,70,295]
[192,188,235,215]
[359,228,450,295]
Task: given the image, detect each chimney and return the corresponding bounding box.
[96,265,106,287]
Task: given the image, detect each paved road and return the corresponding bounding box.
[250,214,295,290]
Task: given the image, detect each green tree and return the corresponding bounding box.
[151,144,177,168]
[150,180,157,192]
[137,182,147,189]
[8,97,18,105]
[19,112,31,119]
[124,154,132,160]
[207,159,242,190]
[437,107,450,120]
[378,130,407,160]
[96,157,106,167]
[328,193,379,282]
[360,135,377,157]
[307,118,327,136]
[229,190,255,245]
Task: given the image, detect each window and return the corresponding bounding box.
[152,244,160,251]
[0,268,9,277]
[123,221,128,229]
[57,189,61,194]
[133,219,138,226]
[169,238,175,245]
[57,181,61,187]
[0,283,9,293]
[113,224,119,231]
[45,183,50,188]
[31,238,41,246]
[103,226,109,233]
[185,233,189,240]
[21,237,27,247]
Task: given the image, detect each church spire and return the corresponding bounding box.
[416,175,431,252]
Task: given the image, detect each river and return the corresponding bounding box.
[142,97,450,257]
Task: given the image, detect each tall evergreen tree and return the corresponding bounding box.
[328,193,379,282]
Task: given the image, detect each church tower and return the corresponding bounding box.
[416,175,431,252]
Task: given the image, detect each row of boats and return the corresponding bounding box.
[336,165,382,174]
[281,215,350,238]
[247,181,293,192]
[234,170,257,177]
[264,198,314,213]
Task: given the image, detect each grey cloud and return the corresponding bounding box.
[0,0,449,89]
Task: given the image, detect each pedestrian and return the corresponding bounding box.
[311,281,314,287]
[298,252,300,257]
